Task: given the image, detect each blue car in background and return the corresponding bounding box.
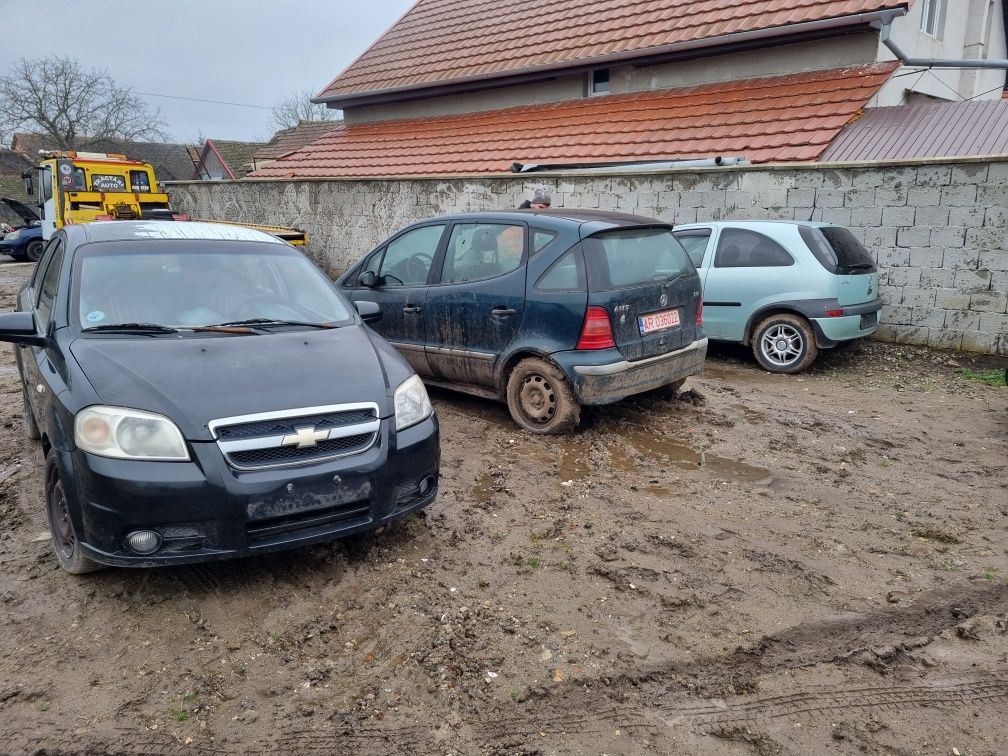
[0,197,44,262]
[339,210,707,434]
[672,221,882,373]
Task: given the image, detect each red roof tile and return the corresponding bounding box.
[318,0,908,101]
[253,63,897,178]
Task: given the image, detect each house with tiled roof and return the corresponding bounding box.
[249,121,342,174]
[252,0,1007,178]
[195,139,266,180]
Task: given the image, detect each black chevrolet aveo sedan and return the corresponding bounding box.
[0,222,440,574]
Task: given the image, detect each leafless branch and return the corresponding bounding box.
[0,56,168,150]
[270,88,339,131]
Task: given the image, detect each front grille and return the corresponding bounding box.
[216,409,376,441]
[860,311,878,330]
[246,500,371,544]
[210,404,380,471]
[229,433,373,467]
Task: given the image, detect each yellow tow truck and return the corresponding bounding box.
[22,151,307,245]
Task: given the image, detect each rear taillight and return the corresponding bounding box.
[576,306,616,350]
[825,309,844,317]
[171,212,191,221]
[696,297,703,327]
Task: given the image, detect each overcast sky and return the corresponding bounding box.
[0,0,414,144]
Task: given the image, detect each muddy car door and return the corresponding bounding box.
[424,221,527,387]
[581,226,702,361]
[344,224,447,376]
[20,238,65,432]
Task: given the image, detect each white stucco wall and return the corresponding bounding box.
[873,0,1007,105]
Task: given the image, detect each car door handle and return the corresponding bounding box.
[491,308,517,318]
[403,305,422,314]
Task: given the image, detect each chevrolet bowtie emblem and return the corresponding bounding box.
[282,426,329,449]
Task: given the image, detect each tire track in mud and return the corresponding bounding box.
[475,581,1008,744]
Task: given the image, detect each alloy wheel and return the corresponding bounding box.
[760,324,804,368]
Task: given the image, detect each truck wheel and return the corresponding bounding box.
[44,449,102,575]
[752,314,818,374]
[22,385,40,441]
[25,239,43,262]
[506,358,580,434]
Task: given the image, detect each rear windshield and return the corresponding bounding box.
[583,228,694,289]
[801,226,876,275]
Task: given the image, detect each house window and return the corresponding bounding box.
[591,68,610,95]
[920,0,945,38]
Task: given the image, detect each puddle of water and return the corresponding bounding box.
[470,471,498,506]
[558,441,592,482]
[622,427,773,484]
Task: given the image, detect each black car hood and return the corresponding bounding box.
[2,197,40,224]
[69,326,401,441]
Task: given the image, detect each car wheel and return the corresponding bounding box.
[506,358,580,434]
[22,385,40,441]
[44,449,102,575]
[752,314,818,374]
[25,239,44,263]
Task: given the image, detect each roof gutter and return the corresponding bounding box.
[512,157,749,174]
[874,15,1008,69]
[316,8,910,108]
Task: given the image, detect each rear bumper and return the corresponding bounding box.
[59,415,440,567]
[563,337,708,405]
[811,298,882,346]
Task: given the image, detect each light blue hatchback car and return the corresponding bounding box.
[672,221,882,373]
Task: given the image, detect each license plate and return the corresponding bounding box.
[638,309,681,335]
[860,311,878,330]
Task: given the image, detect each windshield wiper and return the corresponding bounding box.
[211,318,338,330]
[82,322,178,335]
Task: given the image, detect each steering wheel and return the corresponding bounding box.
[406,254,433,283]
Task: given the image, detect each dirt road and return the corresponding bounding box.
[0,257,1006,755]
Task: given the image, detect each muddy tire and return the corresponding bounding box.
[44,449,102,575]
[506,358,580,435]
[752,313,818,374]
[25,239,43,263]
[22,385,40,441]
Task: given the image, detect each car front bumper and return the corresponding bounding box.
[561,337,708,405]
[58,415,440,567]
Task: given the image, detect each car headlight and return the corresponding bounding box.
[394,375,432,432]
[75,406,190,461]
[4,229,20,240]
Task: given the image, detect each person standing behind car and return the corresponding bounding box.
[518,187,551,209]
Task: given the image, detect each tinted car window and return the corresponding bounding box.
[819,226,876,274]
[536,247,584,291]
[74,243,354,329]
[673,230,711,268]
[379,225,444,287]
[583,229,693,289]
[714,228,793,268]
[36,244,65,327]
[30,238,62,291]
[798,226,839,273]
[441,223,524,283]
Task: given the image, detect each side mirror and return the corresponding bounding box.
[358,271,377,288]
[355,301,383,325]
[21,171,34,198]
[0,312,46,346]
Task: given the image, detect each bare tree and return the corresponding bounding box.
[270,88,339,131]
[0,56,168,150]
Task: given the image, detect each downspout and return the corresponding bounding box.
[874,15,1008,69]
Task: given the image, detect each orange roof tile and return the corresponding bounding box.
[318,0,909,101]
[254,64,897,178]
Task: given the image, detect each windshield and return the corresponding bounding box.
[583,228,694,289]
[73,241,354,331]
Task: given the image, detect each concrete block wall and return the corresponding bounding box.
[165,156,1008,355]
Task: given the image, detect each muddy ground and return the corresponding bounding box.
[0,256,1006,755]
